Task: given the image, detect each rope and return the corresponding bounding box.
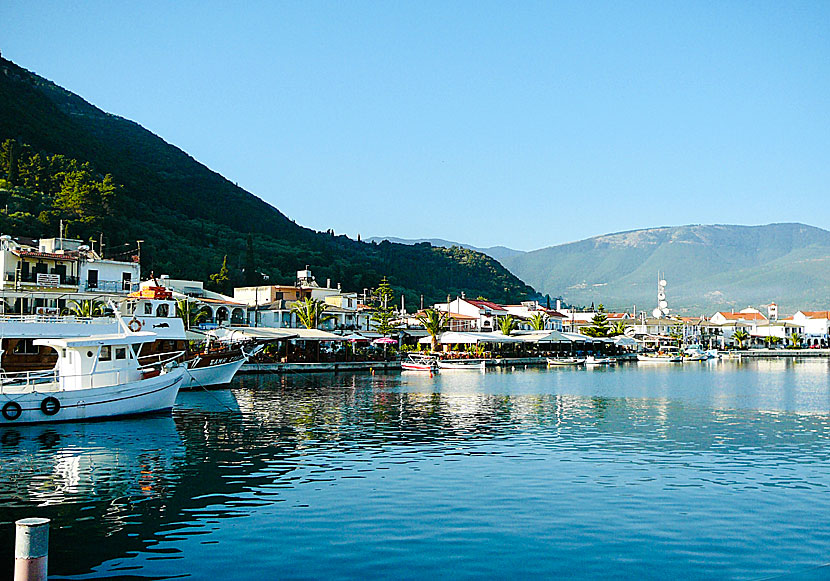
[181,366,237,413]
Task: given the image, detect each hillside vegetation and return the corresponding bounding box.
[0,57,534,305]
[500,223,830,314]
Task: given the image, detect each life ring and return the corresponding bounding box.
[2,401,22,421]
[128,318,143,333]
[40,397,60,416]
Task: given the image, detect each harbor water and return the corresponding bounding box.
[2,359,830,579]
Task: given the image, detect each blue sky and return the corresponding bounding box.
[3,1,828,250]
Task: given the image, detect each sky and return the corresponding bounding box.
[2,1,829,251]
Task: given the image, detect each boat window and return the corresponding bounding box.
[115,347,127,360]
[100,346,112,361]
[87,351,93,358]
[126,302,136,314]
[156,303,169,317]
[144,302,153,315]
[13,339,39,355]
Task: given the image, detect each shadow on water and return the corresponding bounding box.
[0,363,829,578]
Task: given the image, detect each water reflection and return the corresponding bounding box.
[0,363,829,579]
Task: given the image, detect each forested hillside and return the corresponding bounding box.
[0,56,534,305]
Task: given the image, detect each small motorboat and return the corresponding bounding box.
[401,354,437,371]
[585,356,614,365]
[436,359,485,371]
[546,357,586,366]
[637,353,683,363]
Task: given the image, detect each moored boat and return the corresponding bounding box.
[637,353,683,363]
[0,331,185,425]
[401,354,437,371]
[585,356,614,366]
[436,359,485,371]
[546,357,586,366]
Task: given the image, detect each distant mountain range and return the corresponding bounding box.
[366,237,523,263]
[380,224,830,314]
[0,56,534,305]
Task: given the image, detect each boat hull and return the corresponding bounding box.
[401,363,434,371]
[183,356,246,389]
[436,360,485,370]
[0,367,186,425]
[546,358,585,366]
[637,355,682,363]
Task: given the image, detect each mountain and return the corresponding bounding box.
[366,236,523,263]
[0,56,534,305]
[499,223,830,314]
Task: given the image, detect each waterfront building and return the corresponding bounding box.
[0,235,140,314]
[503,301,567,331]
[434,297,509,332]
[787,311,830,346]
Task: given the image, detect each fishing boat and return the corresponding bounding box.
[0,331,185,425]
[636,353,683,363]
[546,357,586,366]
[436,359,485,371]
[401,354,437,371]
[585,356,614,366]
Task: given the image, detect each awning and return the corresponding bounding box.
[418,331,525,345]
[210,326,299,342]
[513,330,572,343]
[562,332,603,343]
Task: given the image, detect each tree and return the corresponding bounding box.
[526,312,548,331]
[789,332,802,349]
[668,325,684,345]
[370,276,400,335]
[583,311,610,337]
[498,314,519,336]
[609,320,627,337]
[209,255,230,294]
[176,298,208,330]
[64,299,105,317]
[764,335,782,348]
[733,330,750,350]
[417,308,448,352]
[291,297,332,329]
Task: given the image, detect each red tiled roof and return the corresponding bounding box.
[714,311,767,321]
[799,311,830,319]
[466,299,508,312]
[13,250,78,261]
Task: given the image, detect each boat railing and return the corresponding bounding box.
[137,351,186,368]
[0,313,112,324]
[0,353,184,394]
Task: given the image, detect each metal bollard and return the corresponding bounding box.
[14,518,49,581]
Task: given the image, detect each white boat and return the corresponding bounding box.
[585,356,614,365]
[546,357,586,366]
[436,359,485,371]
[401,354,437,371]
[637,353,683,363]
[0,331,185,425]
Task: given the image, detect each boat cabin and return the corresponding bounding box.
[33,332,158,391]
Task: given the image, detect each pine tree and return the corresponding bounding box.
[370,276,400,335]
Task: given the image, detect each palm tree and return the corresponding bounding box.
[291,297,332,330]
[527,312,548,331]
[65,299,105,317]
[176,298,208,330]
[498,315,519,337]
[789,331,802,349]
[609,320,627,337]
[733,330,750,350]
[768,335,782,348]
[416,308,448,352]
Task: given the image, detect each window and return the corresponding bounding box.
[156,303,169,317]
[144,302,153,314]
[122,272,132,292]
[115,347,127,360]
[13,339,39,355]
[87,269,98,289]
[100,346,112,361]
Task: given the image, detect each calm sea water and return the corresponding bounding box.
[2,359,830,579]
